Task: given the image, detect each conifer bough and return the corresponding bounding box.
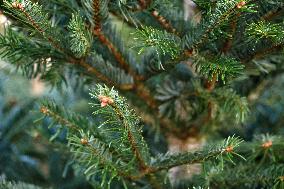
[0,0,284,188]
[38,84,244,188]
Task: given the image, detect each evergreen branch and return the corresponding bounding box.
[87,85,167,181]
[193,55,245,84]
[213,88,250,124]
[151,136,243,172]
[0,26,133,90]
[246,21,284,43]
[205,75,217,92]
[193,0,215,10]
[0,28,65,82]
[2,1,130,90]
[87,85,217,179]
[153,150,221,171]
[206,135,284,188]
[93,33,158,109]
[236,7,284,63]
[1,0,284,187]
[108,9,137,28]
[4,1,65,53]
[39,101,124,158]
[91,22,143,81]
[133,26,182,61]
[39,101,86,132]
[117,1,179,34]
[38,100,136,184]
[92,29,158,110]
[90,85,151,169]
[184,0,249,50]
[89,53,134,87]
[101,23,145,78]
[110,102,148,170]
[67,131,123,182]
[68,14,92,58]
[1,24,154,112]
[207,163,284,188]
[126,95,181,136]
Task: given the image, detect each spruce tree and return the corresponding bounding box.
[0,0,284,188]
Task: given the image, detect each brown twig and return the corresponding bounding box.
[93,0,131,76]
[93,0,101,30]
[91,1,145,79]
[92,0,137,77]
[137,0,179,35]
[151,10,179,35]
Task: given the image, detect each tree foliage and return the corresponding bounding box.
[0,0,284,188]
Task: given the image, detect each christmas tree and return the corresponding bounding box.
[0,0,284,188]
